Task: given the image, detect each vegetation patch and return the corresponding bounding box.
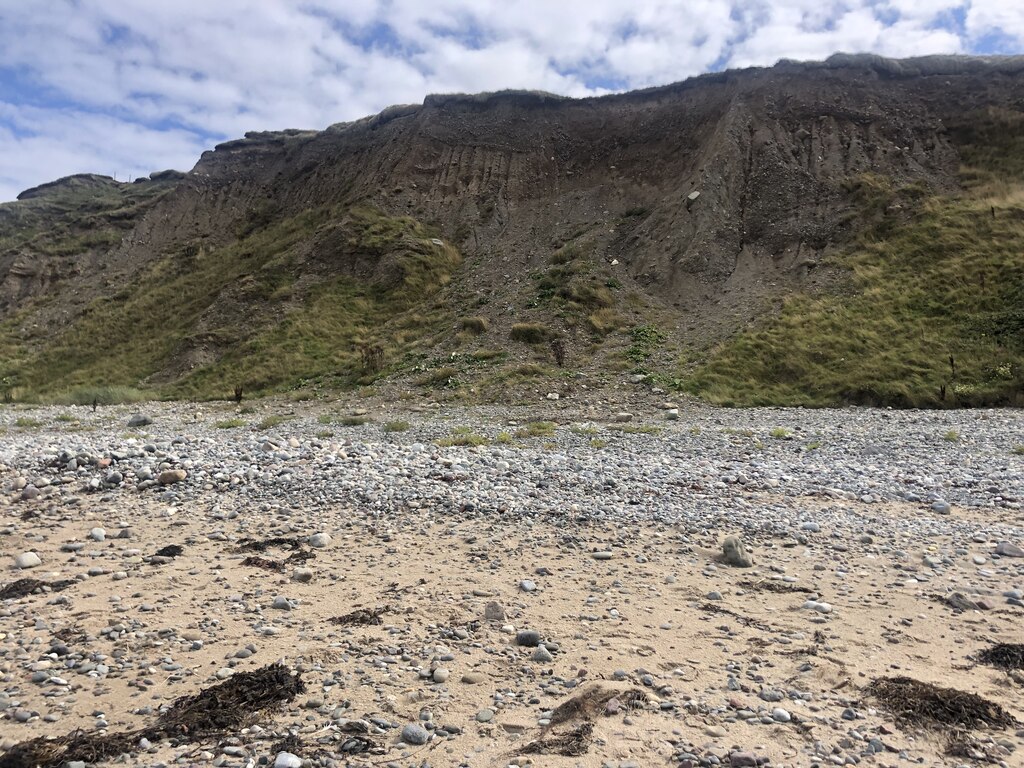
[3,204,461,401]
[257,415,291,430]
[436,427,489,447]
[684,155,1024,407]
[460,316,489,334]
[515,421,557,438]
[511,323,550,344]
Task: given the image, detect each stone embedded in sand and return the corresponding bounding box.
[158,469,187,485]
[128,414,153,428]
[533,646,554,663]
[802,600,833,613]
[516,629,541,647]
[484,601,505,621]
[401,723,429,745]
[15,552,41,569]
[995,541,1024,558]
[722,535,753,568]
[308,533,331,548]
[273,752,302,768]
[730,751,759,767]
[462,671,487,684]
[291,568,314,583]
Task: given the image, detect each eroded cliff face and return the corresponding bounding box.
[1,54,1022,394]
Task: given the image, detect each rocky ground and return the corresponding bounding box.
[1,398,1023,768]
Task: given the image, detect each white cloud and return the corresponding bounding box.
[967,0,1024,47]
[0,0,1016,201]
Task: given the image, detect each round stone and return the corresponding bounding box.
[308,533,331,548]
[15,552,41,569]
[401,723,429,745]
[515,630,541,647]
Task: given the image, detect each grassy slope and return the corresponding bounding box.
[0,178,171,258]
[2,205,460,400]
[682,111,1024,408]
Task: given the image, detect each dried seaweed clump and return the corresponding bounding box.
[520,722,594,757]
[0,578,75,600]
[866,676,1016,729]
[0,664,304,768]
[977,643,1024,671]
[517,686,647,757]
[328,607,390,626]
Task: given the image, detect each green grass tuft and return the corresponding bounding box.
[514,420,557,438]
[257,415,291,430]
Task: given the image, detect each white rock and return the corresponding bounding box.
[274,752,302,768]
[15,552,41,569]
[308,533,331,548]
[89,527,106,542]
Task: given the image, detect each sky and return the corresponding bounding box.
[0,0,1022,202]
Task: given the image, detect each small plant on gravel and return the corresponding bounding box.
[1012,445,1024,455]
[15,417,42,428]
[589,438,608,449]
[436,429,489,447]
[626,324,666,367]
[339,415,371,426]
[805,440,823,451]
[495,431,513,444]
[383,420,411,433]
[612,424,662,435]
[257,415,291,430]
[723,427,755,437]
[571,425,599,436]
[510,323,549,344]
[943,429,960,442]
[770,427,792,439]
[215,418,246,429]
[55,413,76,422]
[239,405,257,414]
[515,421,557,438]
[316,430,334,439]
[460,316,489,334]
[415,366,459,388]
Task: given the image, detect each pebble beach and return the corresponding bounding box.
[1,400,1023,768]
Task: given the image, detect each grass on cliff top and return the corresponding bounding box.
[684,173,1024,407]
